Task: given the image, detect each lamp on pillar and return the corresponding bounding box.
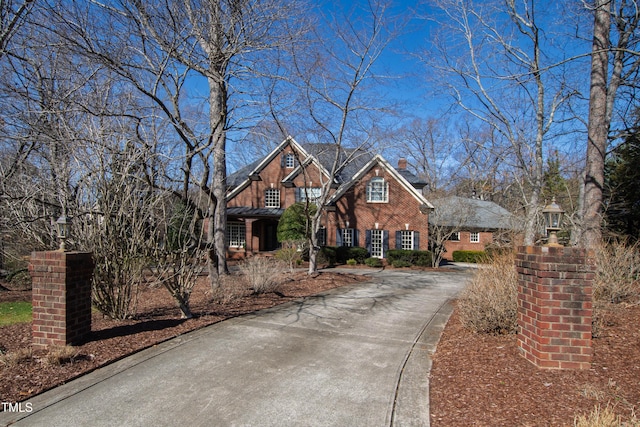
[55,215,70,251]
[542,198,564,247]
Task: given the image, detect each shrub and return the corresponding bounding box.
[392,260,411,268]
[346,258,357,266]
[364,257,383,268]
[452,250,487,263]
[593,241,640,304]
[238,257,286,294]
[319,247,337,266]
[275,241,303,272]
[573,403,638,427]
[457,252,518,334]
[387,249,432,267]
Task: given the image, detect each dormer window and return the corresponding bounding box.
[366,177,388,203]
[284,153,295,168]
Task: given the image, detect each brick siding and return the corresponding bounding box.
[29,251,93,349]
[516,246,595,370]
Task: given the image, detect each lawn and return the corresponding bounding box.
[0,301,32,326]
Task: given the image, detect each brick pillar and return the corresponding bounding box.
[516,246,595,370]
[29,251,93,349]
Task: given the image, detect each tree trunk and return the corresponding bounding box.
[581,0,611,248]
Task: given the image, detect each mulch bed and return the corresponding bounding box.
[430,301,640,426]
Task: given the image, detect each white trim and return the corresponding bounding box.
[327,154,434,209]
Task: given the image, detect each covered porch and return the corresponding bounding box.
[227,207,284,258]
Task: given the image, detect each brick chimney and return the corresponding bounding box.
[398,158,407,170]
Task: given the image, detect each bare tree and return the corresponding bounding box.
[0,0,35,59]
[47,0,307,288]
[580,0,640,247]
[272,1,400,273]
[428,197,478,267]
[427,0,580,245]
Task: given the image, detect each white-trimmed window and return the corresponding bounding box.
[284,153,295,168]
[470,232,480,243]
[297,187,322,203]
[370,229,384,258]
[265,188,280,208]
[366,177,388,203]
[448,232,460,241]
[401,230,414,250]
[227,222,246,248]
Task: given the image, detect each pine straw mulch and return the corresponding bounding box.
[0,269,367,404]
[430,301,640,426]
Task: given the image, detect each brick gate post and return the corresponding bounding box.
[29,251,93,349]
[516,246,595,369]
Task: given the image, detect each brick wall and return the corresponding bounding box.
[442,231,493,260]
[327,166,429,252]
[29,251,93,349]
[516,246,594,369]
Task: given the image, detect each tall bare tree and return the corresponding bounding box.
[271,1,399,273]
[0,0,35,59]
[48,0,307,287]
[427,0,581,245]
[580,0,640,247]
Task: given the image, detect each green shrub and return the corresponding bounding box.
[391,260,411,268]
[364,257,383,268]
[319,246,337,266]
[346,258,357,266]
[452,250,487,263]
[321,246,369,265]
[457,252,518,334]
[387,249,432,267]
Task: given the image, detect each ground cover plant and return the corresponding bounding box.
[0,302,31,327]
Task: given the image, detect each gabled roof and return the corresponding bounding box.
[226,136,311,201]
[327,154,435,210]
[428,196,517,230]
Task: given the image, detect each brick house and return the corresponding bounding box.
[428,196,517,260]
[225,136,434,259]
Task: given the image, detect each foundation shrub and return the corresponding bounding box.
[364,257,383,268]
[387,249,432,267]
[452,250,487,263]
[457,252,518,334]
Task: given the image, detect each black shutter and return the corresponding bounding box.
[383,230,389,257]
[280,154,285,167]
[414,232,420,251]
[354,229,360,247]
[396,231,402,249]
[365,230,372,253]
[336,229,343,247]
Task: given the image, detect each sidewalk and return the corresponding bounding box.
[1,269,470,427]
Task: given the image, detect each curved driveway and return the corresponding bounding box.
[1,268,471,427]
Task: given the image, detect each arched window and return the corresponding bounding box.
[366,177,388,203]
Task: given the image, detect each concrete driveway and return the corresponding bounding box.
[1,268,471,427]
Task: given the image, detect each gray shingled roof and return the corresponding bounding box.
[428,196,517,230]
[227,142,427,190]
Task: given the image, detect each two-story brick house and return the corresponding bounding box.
[225,136,434,259]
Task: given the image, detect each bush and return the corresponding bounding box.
[452,250,487,263]
[238,257,286,294]
[391,260,411,268]
[593,241,640,304]
[364,257,383,268]
[319,247,337,266]
[346,258,357,266]
[387,249,432,267]
[457,252,518,334]
[321,246,369,265]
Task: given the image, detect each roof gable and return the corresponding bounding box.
[328,154,434,209]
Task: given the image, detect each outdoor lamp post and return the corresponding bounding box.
[542,198,564,247]
[55,215,70,251]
